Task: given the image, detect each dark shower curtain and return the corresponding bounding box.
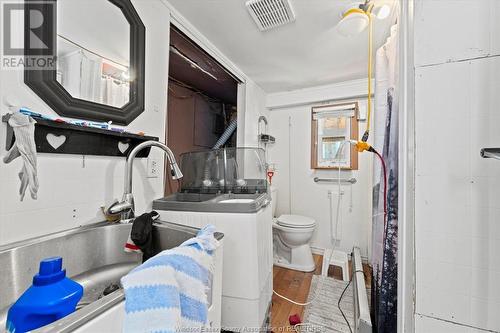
[371,22,399,333]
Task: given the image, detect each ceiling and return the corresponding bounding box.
[167,0,397,93]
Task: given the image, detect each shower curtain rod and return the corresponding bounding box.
[57,34,129,69]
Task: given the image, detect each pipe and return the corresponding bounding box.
[258,115,268,140]
[213,119,237,149]
[258,115,268,126]
[202,119,238,187]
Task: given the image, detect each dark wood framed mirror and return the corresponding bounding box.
[24,0,145,125]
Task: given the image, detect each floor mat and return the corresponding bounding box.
[301,275,357,333]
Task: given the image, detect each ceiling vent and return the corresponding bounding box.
[246,0,296,31]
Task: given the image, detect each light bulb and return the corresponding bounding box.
[375,4,391,19]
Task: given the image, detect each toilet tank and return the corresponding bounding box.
[270,186,277,217]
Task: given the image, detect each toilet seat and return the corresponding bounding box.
[276,214,316,229]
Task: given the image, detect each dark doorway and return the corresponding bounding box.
[166,26,239,195]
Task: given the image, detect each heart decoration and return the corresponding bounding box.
[46,133,66,150]
[118,141,130,154]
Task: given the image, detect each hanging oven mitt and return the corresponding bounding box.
[3,112,39,201]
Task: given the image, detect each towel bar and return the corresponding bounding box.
[313,177,357,184]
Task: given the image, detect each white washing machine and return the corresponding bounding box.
[153,193,273,330]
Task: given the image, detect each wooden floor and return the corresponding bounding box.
[271,254,371,329]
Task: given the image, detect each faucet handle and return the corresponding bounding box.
[106,200,133,215]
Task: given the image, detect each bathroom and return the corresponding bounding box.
[0,0,499,332]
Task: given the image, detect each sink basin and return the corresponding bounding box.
[0,221,223,331]
[154,192,270,213]
[167,192,218,202]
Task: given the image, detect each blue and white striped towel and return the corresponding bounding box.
[121,225,219,332]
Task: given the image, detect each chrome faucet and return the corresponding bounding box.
[107,141,183,221]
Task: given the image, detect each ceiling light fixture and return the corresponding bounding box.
[336,1,392,37]
[337,6,369,37]
[335,1,394,142]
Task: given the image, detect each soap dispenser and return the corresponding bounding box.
[6,257,83,333]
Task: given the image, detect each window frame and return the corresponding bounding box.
[311,101,359,170]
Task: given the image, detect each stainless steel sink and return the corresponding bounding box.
[0,221,222,331]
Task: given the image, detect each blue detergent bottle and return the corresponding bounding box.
[6,257,83,333]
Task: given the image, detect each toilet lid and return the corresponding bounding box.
[277,214,316,228]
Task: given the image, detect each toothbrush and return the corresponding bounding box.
[18,107,58,121]
[87,121,112,129]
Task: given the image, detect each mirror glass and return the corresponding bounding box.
[56,0,130,108]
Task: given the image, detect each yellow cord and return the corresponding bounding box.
[362,4,374,142]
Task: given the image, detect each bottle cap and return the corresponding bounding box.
[33,257,66,286]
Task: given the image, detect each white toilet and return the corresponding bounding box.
[271,187,317,272]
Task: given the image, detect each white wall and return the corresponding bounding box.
[267,80,373,258]
[237,79,268,148]
[414,1,500,332]
[0,0,170,246]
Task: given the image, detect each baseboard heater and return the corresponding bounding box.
[352,247,372,333]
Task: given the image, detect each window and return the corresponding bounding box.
[311,102,359,169]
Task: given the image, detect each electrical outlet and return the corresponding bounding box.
[147,157,160,178]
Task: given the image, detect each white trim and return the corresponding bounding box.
[353,247,372,333]
[398,0,416,332]
[236,83,247,147]
[266,79,372,110]
[160,0,247,83]
[310,246,325,255]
